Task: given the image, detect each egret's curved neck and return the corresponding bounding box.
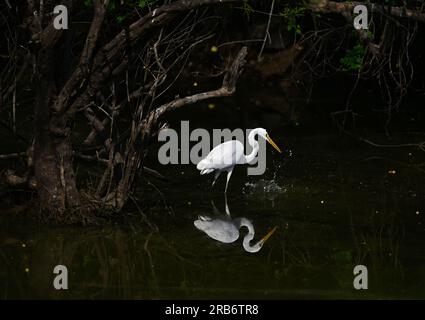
[244,129,260,164]
[236,218,262,253]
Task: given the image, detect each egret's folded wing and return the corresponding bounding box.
[202,140,244,170]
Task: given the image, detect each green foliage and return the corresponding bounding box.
[340,44,366,71]
[83,0,156,23]
[117,1,154,22]
[280,6,305,35]
[242,0,254,20]
[138,0,154,8]
[116,15,126,23]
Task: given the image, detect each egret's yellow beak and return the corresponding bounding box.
[266,134,282,153]
[259,226,278,245]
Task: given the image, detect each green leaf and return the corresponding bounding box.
[242,0,253,20]
[138,0,153,8]
[280,6,305,35]
[340,44,366,71]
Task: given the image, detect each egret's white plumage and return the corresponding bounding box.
[194,215,240,243]
[196,128,281,192]
[194,200,277,253]
[197,140,245,173]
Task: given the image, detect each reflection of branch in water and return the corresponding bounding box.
[129,195,159,232]
[144,232,159,296]
[0,223,207,298]
[156,236,202,269]
[95,241,109,294]
[348,188,404,276]
[280,234,313,268]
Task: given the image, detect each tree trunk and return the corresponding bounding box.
[33,47,80,216]
[33,133,80,215]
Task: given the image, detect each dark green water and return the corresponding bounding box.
[1,134,425,299]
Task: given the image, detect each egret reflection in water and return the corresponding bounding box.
[194,196,277,253]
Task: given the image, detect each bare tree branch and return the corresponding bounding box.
[58,0,242,120]
[309,1,425,23]
[0,152,26,160]
[151,46,247,122]
[54,0,110,114]
[1,53,31,105]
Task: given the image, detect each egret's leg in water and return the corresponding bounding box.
[212,171,221,186]
[224,168,233,193]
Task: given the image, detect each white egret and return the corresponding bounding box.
[193,199,277,253]
[196,128,282,192]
